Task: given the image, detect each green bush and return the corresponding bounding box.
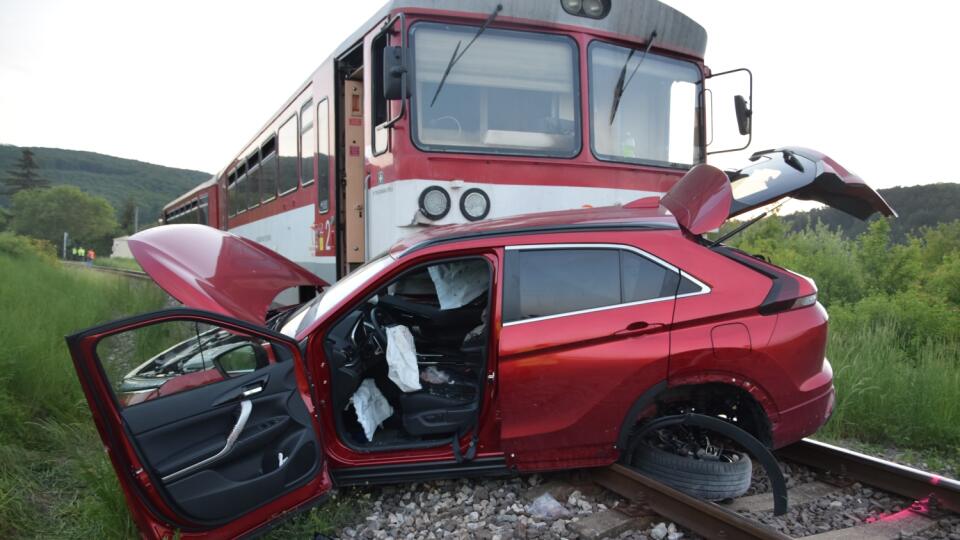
[0,232,56,261]
[730,215,960,449]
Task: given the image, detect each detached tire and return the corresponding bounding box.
[631,441,752,500]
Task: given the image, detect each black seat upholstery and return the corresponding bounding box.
[397,362,479,436]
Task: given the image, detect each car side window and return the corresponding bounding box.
[503,247,680,323]
[95,320,282,408]
[621,250,679,302]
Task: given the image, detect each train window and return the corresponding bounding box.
[236,163,248,214]
[278,115,298,195]
[410,23,580,158]
[317,99,330,213]
[300,100,315,187]
[589,41,701,168]
[371,32,389,155]
[198,194,209,225]
[260,136,278,204]
[246,151,261,210]
[227,171,237,217]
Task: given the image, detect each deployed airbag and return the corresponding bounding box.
[386,325,422,393]
[349,379,393,442]
[428,261,488,310]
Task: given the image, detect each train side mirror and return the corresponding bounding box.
[734,95,752,136]
[382,46,406,100]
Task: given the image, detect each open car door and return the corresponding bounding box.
[66,308,331,539]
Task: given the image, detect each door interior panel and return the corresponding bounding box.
[120,361,321,522]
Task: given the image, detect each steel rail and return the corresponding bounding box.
[777,438,960,513]
[62,260,149,280]
[592,464,792,540]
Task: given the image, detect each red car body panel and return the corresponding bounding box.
[128,224,327,325]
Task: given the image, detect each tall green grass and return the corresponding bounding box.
[0,251,165,538]
[819,321,960,449]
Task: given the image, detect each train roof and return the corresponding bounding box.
[336,0,707,60]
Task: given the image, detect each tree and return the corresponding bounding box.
[118,197,137,234]
[3,148,49,195]
[10,186,117,251]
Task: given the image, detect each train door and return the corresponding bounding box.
[343,80,366,272]
[335,41,367,279]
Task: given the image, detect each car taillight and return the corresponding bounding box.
[759,291,818,315]
[712,246,819,315]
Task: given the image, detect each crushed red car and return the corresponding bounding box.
[67,148,893,538]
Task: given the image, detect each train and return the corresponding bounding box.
[161,0,751,283]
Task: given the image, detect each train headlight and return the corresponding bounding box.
[460,188,490,221]
[418,186,451,220]
[561,0,583,15]
[583,0,611,18]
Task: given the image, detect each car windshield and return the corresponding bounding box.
[411,22,580,157]
[280,254,394,338]
[589,41,701,168]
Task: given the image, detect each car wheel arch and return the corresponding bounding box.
[616,376,776,455]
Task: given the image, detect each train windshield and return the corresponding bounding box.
[589,41,701,168]
[411,22,580,157]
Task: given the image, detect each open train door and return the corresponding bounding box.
[339,76,366,276]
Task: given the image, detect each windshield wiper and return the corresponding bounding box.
[429,3,502,107]
[609,30,657,124]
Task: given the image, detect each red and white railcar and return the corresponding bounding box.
[163,0,751,283]
[161,177,219,227]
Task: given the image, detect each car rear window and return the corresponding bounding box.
[503,247,678,323]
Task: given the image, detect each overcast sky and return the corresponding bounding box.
[1,0,957,190]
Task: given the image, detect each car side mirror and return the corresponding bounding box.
[383,46,405,100]
[734,95,752,136]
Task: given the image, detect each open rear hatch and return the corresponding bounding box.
[728,147,897,220]
[661,147,896,235]
[128,224,327,325]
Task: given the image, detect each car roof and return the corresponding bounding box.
[390,202,679,257]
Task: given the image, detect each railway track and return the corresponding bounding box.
[61,260,150,280]
[590,438,960,540]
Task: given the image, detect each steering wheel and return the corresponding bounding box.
[431,115,462,135]
[368,304,390,350]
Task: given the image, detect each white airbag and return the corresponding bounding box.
[349,378,393,442]
[386,325,422,393]
[428,261,488,310]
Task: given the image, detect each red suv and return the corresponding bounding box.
[67,148,893,538]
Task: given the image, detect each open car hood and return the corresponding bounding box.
[728,147,897,220]
[129,225,327,325]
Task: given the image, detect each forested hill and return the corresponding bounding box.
[0,144,209,222]
[785,182,960,241]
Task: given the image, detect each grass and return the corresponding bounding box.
[816,320,960,451]
[0,252,166,538]
[93,257,143,272]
